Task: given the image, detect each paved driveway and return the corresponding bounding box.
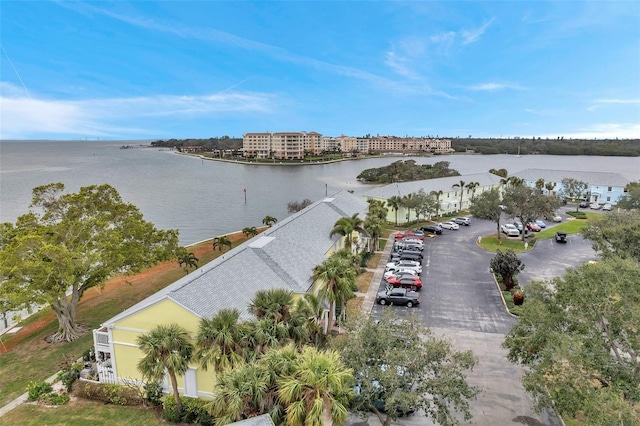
[365,214,596,426]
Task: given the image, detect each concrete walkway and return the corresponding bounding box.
[0,371,60,417]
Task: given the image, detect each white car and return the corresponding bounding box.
[383,269,418,279]
[501,223,520,237]
[590,203,602,210]
[439,221,459,230]
[386,261,422,274]
[602,204,612,211]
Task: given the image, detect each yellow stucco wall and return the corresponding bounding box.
[110,298,209,395]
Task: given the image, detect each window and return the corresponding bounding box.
[607,197,611,201]
[608,187,612,191]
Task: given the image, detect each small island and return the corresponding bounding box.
[357,160,460,183]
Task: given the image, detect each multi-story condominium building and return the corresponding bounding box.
[321,135,359,153]
[243,132,322,159]
[364,136,452,154]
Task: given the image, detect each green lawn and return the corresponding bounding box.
[534,214,599,240]
[478,235,534,253]
[0,400,161,426]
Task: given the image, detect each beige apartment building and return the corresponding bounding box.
[365,136,452,154]
[243,131,323,159]
[243,133,452,158]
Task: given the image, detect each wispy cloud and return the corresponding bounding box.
[384,37,427,79]
[461,18,495,45]
[0,82,275,139]
[468,82,525,91]
[588,98,640,111]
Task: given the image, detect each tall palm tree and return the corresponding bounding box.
[402,193,415,223]
[329,213,365,251]
[545,182,555,195]
[262,215,278,227]
[196,309,245,372]
[367,199,388,221]
[465,181,480,200]
[312,255,356,330]
[294,294,325,347]
[535,178,545,191]
[137,323,194,415]
[386,196,402,226]
[242,226,258,238]
[176,249,199,275]
[430,190,443,218]
[278,346,353,426]
[452,180,466,212]
[364,216,383,253]
[248,289,309,347]
[212,236,232,251]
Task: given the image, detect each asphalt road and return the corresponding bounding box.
[364,210,598,426]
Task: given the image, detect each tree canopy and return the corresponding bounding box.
[336,311,479,426]
[0,183,179,342]
[469,188,503,239]
[617,181,640,210]
[502,185,561,241]
[502,257,640,424]
[582,211,640,262]
[357,160,460,183]
[490,249,525,291]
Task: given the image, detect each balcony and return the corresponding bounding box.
[93,327,110,351]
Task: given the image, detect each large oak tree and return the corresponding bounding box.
[0,183,179,342]
[502,257,640,424]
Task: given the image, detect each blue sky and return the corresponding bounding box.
[1,1,639,140]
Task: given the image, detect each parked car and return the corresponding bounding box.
[402,231,424,241]
[409,229,425,238]
[555,231,568,243]
[512,221,524,234]
[603,204,612,211]
[579,201,589,208]
[376,288,420,307]
[590,203,602,210]
[439,221,459,230]
[534,219,547,228]
[383,269,418,279]
[453,217,471,226]
[551,213,562,222]
[386,261,422,274]
[501,224,520,237]
[386,276,422,291]
[526,222,541,232]
[420,224,442,235]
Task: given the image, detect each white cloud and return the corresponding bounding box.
[588,98,640,111]
[0,82,275,139]
[540,123,640,139]
[469,82,524,91]
[384,37,427,79]
[461,18,496,45]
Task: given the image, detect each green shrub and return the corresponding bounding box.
[26,380,53,401]
[162,395,214,425]
[39,392,70,406]
[567,211,587,219]
[143,382,164,407]
[59,362,83,392]
[74,381,144,406]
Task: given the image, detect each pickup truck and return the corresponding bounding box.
[376,288,420,307]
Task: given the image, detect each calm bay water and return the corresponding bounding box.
[1,140,639,245]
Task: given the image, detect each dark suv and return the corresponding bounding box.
[555,231,568,243]
[421,224,442,235]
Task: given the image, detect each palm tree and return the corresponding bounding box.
[211,363,270,424]
[212,236,232,251]
[196,308,246,372]
[248,289,309,347]
[278,346,353,426]
[465,181,480,200]
[535,178,545,191]
[386,195,402,226]
[329,213,365,251]
[402,193,415,223]
[545,182,555,195]
[312,255,356,330]
[294,294,325,347]
[242,226,258,238]
[452,180,466,212]
[176,248,199,275]
[430,190,443,218]
[137,323,194,415]
[366,199,388,221]
[364,216,383,253]
[263,215,278,227]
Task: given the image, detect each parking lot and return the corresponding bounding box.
[362,210,597,426]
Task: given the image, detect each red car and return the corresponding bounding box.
[526,222,541,232]
[386,276,422,291]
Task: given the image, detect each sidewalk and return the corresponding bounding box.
[0,371,60,417]
[361,237,394,314]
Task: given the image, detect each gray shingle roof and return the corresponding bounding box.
[101,190,369,326]
[363,172,503,199]
[511,169,629,187]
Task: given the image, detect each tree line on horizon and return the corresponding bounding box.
[451,137,640,156]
